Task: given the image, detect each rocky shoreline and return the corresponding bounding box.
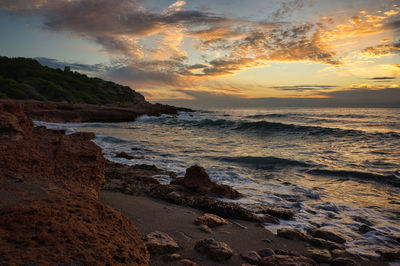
[1,101,398,265]
[0,99,192,123]
[102,159,396,265]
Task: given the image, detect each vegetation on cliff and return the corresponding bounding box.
[0,56,145,104]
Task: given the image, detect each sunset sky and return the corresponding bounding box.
[0,0,399,107]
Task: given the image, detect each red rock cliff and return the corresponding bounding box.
[0,101,149,265]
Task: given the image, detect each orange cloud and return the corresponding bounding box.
[362,41,400,57]
[320,7,400,43]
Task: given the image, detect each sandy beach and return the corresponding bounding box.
[100,191,388,265]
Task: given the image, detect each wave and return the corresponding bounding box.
[95,136,128,144]
[245,113,370,120]
[306,169,400,187]
[214,156,312,169]
[234,120,368,138]
[143,116,400,139]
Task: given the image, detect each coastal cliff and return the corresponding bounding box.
[0,102,149,265]
[0,56,192,123]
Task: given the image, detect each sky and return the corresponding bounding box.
[0,0,399,108]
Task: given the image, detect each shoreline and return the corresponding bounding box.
[0,99,193,123]
[0,100,397,265]
[101,160,392,265]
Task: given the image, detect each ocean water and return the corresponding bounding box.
[36,108,400,257]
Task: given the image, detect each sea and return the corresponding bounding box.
[35,107,400,258]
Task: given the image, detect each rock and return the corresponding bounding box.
[13,98,192,123]
[103,178,124,191]
[274,249,301,257]
[194,213,230,228]
[194,238,233,261]
[260,255,317,266]
[277,228,308,241]
[307,228,346,244]
[358,224,374,234]
[180,259,199,266]
[378,249,400,260]
[105,162,279,224]
[260,207,296,220]
[308,237,343,250]
[171,165,241,199]
[241,250,262,264]
[115,151,135,160]
[199,224,213,234]
[258,248,275,257]
[163,253,181,262]
[331,257,358,266]
[144,231,179,254]
[0,112,23,144]
[309,249,332,263]
[0,102,149,265]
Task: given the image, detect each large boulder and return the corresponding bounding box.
[172,165,241,199]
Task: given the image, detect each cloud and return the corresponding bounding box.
[0,0,227,57]
[368,77,397,81]
[1,0,399,102]
[316,86,400,106]
[270,85,337,91]
[35,57,108,72]
[272,0,314,20]
[158,86,400,108]
[321,7,400,43]
[362,41,400,57]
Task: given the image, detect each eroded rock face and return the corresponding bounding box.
[0,102,149,265]
[144,231,180,254]
[172,165,241,199]
[194,238,233,261]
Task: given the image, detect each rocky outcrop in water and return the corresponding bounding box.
[104,161,279,224]
[171,165,242,199]
[0,102,149,265]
